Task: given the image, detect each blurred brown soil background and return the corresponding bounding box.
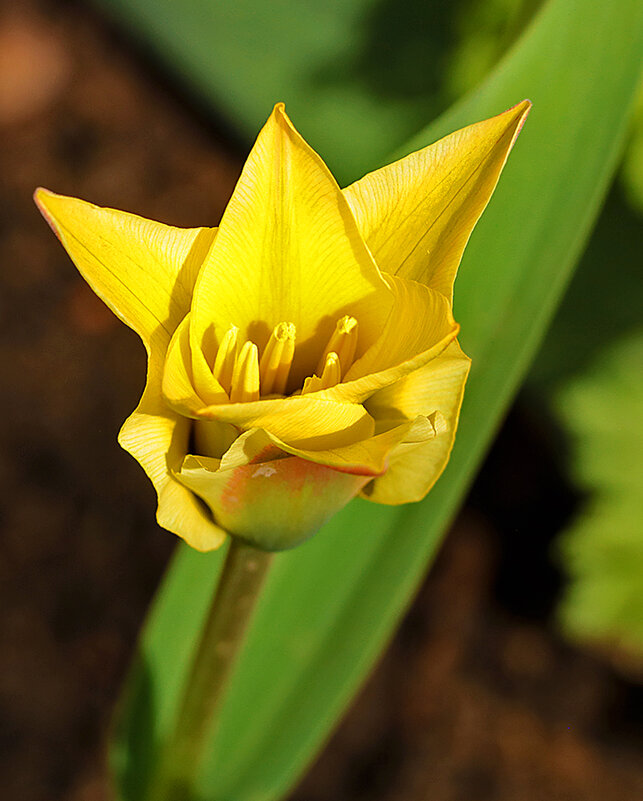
[0,2,641,800]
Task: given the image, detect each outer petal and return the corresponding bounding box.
[175,409,444,551]
[362,340,471,504]
[118,356,227,552]
[34,189,225,550]
[196,395,375,451]
[175,451,371,551]
[34,188,216,347]
[220,417,442,477]
[343,101,531,300]
[189,103,392,389]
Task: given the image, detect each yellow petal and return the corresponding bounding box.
[34,188,216,348]
[119,352,227,552]
[189,103,393,390]
[218,428,284,471]
[343,101,531,300]
[193,419,239,460]
[224,416,442,477]
[162,314,215,417]
[174,411,444,550]
[315,273,458,404]
[197,395,374,451]
[35,190,225,551]
[189,325,233,405]
[362,340,471,504]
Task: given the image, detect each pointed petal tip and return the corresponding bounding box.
[513,101,532,142]
[33,186,54,212]
[269,100,297,134]
[493,98,532,156]
[258,102,295,145]
[33,187,63,237]
[33,186,73,216]
[507,98,532,126]
[498,98,532,127]
[33,185,49,202]
[268,101,287,124]
[512,98,532,123]
[33,188,101,245]
[513,98,532,112]
[512,100,532,146]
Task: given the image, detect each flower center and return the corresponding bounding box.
[212,316,359,401]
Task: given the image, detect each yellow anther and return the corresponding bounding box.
[302,352,341,394]
[318,315,358,377]
[212,325,239,394]
[259,322,296,396]
[229,341,260,403]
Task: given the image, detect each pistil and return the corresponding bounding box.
[259,322,296,396]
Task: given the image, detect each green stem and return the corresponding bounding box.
[147,539,273,801]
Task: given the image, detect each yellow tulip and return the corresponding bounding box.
[35,101,530,551]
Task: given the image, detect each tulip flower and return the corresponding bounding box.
[35,101,529,551]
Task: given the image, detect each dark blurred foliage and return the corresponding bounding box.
[316,0,539,109]
[315,0,460,106]
[529,184,643,390]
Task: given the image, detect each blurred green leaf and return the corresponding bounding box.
[96,0,420,181]
[556,331,643,656]
[109,0,643,799]
[621,80,643,212]
[95,0,542,184]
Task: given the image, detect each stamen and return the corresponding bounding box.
[302,351,341,394]
[301,374,320,395]
[230,341,260,403]
[318,315,358,377]
[259,322,296,396]
[319,351,341,389]
[212,325,239,393]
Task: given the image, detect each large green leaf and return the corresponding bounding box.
[110,1,643,799]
